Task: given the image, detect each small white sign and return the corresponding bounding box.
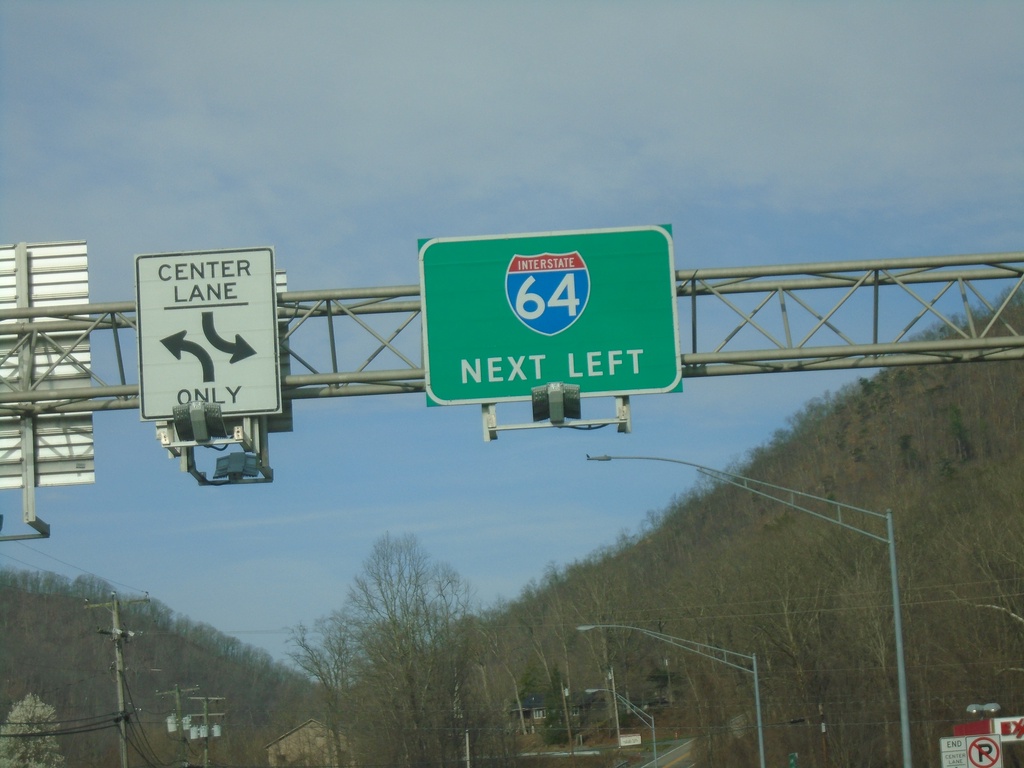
[619,733,642,747]
[136,247,281,420]
[941,737,967,768]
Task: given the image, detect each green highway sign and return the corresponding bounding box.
[419,225,681,405]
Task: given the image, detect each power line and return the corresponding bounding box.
[123,677,166,768]
[10,541,150,594]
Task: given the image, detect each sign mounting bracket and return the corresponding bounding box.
[481,396,631,441]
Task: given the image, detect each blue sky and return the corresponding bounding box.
[1,2,1022,663]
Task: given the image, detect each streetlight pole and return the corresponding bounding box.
[586,687,657,768]
[586,454,913,768]
[580,623,765,768]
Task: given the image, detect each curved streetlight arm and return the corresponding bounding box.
[578,623,753,674]
[587,454,888,542]
[579,623,765,768]
[586,688,653,728]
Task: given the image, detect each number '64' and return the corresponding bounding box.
[514,274,581,320]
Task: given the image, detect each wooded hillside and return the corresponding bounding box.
[281,336,1024,768]
[0,572,317,766]
[3,307,1024,768]
[481,355,1024,767]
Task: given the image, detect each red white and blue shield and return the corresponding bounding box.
[505,252,590,336]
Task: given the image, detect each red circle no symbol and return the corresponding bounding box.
[968,736,1000,768]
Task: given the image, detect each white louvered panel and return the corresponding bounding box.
[0,245,16,306]
[25,243,89,308]
[31,342,93,384]
[0,241,95,488]
[0,419,24,456]
[0,416,25,489]
[35,413,95,486]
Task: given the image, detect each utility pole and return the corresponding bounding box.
[188,695,226,768]
[819,703,829,768]
[559,681,574,761]
[663,657,673,705]
[158,684,199,768]
[607,666,621,746]
[87,592,149,768]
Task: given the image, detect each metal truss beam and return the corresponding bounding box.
[0,252,1021,417]
[677,251,1024,376]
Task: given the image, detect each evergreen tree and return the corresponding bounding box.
[0,693,66,768]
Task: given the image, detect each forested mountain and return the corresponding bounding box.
[478,355,1024,767]
[4,306,1024,768]
[0,572,317,766]
[281,343,1024,768]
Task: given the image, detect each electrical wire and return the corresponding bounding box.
[122,676,168,768]
[0,713,120,738]
[9,542,149,595]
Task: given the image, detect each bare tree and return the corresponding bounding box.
[292,533,477,768]
[290,611,359,765]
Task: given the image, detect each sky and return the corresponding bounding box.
[1,2,1022,664]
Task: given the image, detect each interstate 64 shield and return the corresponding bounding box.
[419,226,681,405]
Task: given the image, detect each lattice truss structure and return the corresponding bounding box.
[0,242,95,493]
[1,247,1022,419]
[0,242,1021,534]
[678,252,1024,376]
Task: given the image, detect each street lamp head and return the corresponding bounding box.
[585,454,612,461]
[577,624,597,631]
[966,703,1001,718]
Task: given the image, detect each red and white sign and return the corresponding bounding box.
[994,716,1024,742]
[967,734,1001,768]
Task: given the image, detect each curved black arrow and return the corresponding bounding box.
[202,311,257,363]
[161,331,215,382]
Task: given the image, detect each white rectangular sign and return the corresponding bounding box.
[940,737,967,768]
[135,247,281,420]
[619,734,642,747]
[966,734,1002,768]
[993,716,1024,742]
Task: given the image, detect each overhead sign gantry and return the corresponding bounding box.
[3,235,1024,537]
